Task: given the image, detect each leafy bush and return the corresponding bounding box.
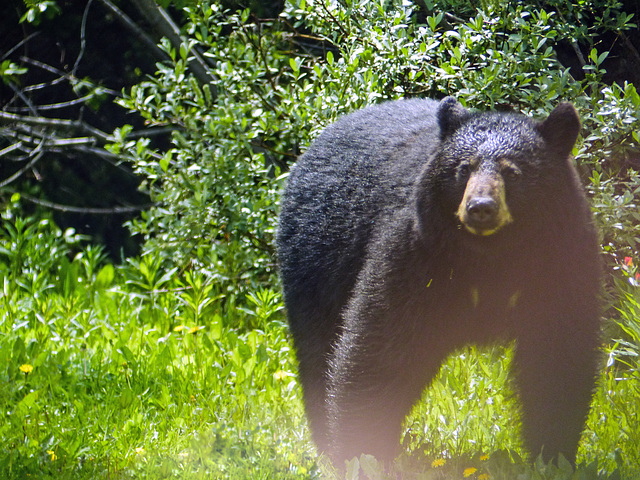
[110,0,639,295]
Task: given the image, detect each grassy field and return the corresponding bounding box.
[1,217,640,479]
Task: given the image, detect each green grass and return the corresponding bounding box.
[0,276,316,478]
[1,217,640,479]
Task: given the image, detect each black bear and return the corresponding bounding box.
[276,97,601,467]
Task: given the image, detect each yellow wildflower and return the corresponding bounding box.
[46,450,57,461]
[463,467,477,477]
[189,326,203,334]
[135,447,145,455]
[173,325,185,332]
[431,458,446,468]
[478,474,490,480]
[480,454,489,461]
[19,364,33,374]
[274,370,288,381]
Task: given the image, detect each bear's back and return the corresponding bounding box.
[277,99,443,318]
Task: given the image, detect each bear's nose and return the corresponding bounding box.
[466,197,499,226]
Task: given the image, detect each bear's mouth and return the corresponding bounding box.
[457,201,513,237]
[461,223,503,236]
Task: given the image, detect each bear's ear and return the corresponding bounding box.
[437,96,469,138]
[536,103,581,156]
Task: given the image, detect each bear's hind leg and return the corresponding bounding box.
[294,346,334,453]
[286,298,344,455]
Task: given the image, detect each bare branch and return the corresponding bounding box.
[69,145,141,176]
[0,149,45,188]
[620,30,640,66]
[19,56,120,96]
[9,134,96,154]
[1,32,40,61]
[1,113,169,170]
[24,74,68,93]
[6,79,39,115]
[15,191,155,214]
[0,142,24,157]
[0,111,114,143]
[444,12,465,24]
[11,92,103,113]
[95,0,172,65]
[554,8,586,69]
[39,137,96,147]
[0,2,162,224]
[128,0,218,89]
[571,41,587,69]
[131,0,184,50]
[249,140,297,158]
[128,126,177,138]
[72,0,94,77]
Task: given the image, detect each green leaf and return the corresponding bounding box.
[118,345,137,372]
[210,313,223,340]
[160,152,171,172]
[95,264,114,288]
[326,50,334,65]
[16,391,39,416]
[597,50,609,66]
[345,456,360,480]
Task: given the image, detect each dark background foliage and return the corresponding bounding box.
[0,0,286,257]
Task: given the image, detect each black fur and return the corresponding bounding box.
[276,97,601,466]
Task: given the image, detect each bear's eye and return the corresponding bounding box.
[502,165,521,181]
[458,163,471,178]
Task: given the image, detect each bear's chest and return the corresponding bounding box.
[420,264,523,339]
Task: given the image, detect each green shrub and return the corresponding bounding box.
[109,0,639,294]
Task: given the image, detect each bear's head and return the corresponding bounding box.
[429,97,581,237]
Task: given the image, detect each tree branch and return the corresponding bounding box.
[14,191,155,214]
[0,142,24,157]
[0,111,114,143]
[95,0,172,65]
[620,30,640,67]
[72,0,94,76]
[18,56,120,96]
[0,149,45,188]
[0,31,40,62]
[11,92,104,113]
[128,0,218,89]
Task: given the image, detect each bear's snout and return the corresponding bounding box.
[457,171,513,236]
[466,197,499,227]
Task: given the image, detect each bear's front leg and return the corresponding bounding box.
[326,306,447,467]
[514,301,600,465]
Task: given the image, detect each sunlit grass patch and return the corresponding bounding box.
[2,216,640,479]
